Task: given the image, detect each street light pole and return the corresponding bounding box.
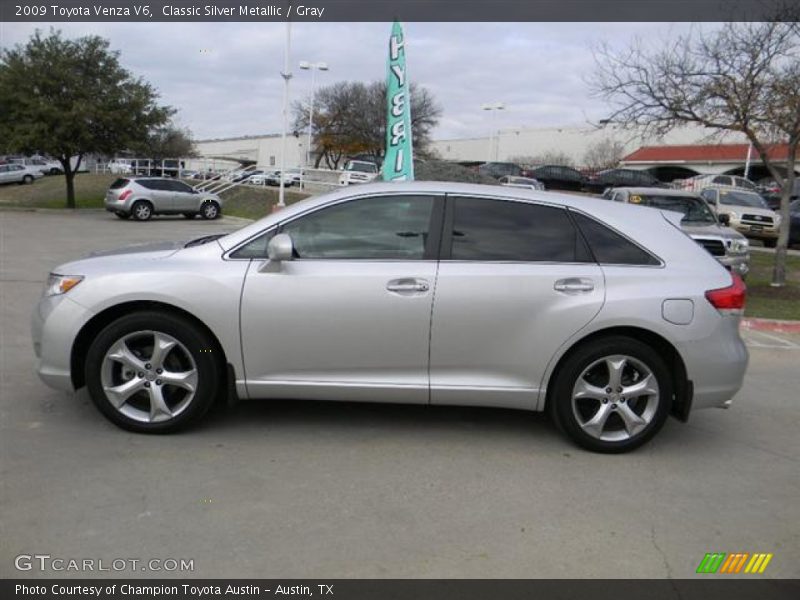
[299,61,329,169]
[481,102,505,162]
[277,21,292,209]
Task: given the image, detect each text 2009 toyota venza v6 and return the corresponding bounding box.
[32,182,748,453]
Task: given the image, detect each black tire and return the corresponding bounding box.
[763,239,777,248]
[548,336,673,453]
[200,200,221,220]
[182,212,197,219]
[131,200,153,221]
[21,175,34,184]
[115,212,131,220]
[84,311,222,433]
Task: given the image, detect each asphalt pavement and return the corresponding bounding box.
[1,210,798,579]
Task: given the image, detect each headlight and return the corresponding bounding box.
[727,211,738,221]
[731,238,749,253]
[44,273,84,296]
[774,214,782,226]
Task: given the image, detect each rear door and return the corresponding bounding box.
[137,179,173,211]
[429,195,605,409]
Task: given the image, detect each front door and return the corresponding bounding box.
[239,193,443,403]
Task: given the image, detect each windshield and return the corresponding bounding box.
[632,194,717,224]
[346,161,377,173]
[719,190,768,208]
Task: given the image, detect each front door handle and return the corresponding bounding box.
[387,278,430,294]
[554,278,594,293]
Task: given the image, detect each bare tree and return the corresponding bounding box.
[591,17,800,286]
[583,137,627,171]
[292,80,441,169]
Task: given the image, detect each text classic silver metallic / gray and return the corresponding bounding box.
[32,182,749,452]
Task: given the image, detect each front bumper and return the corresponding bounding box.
[731,222,779,240]
[717,253,750,276]
[31,293,94,392]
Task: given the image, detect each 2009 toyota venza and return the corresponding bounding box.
[32,182,749,452]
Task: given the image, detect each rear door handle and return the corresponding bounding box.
[554,278,595,293]
[387,278,430,294]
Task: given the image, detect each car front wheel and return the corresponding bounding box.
[549,336,672,453]
[84,312,221,433]
[200,200,220,220]
[21,175,34,184]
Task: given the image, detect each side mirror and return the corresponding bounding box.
[718,213,730,226]
[267,233,294,262]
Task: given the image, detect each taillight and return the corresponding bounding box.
[705,273,746,313]
[118,189,132,201]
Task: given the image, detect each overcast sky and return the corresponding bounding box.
[0,21,704,141]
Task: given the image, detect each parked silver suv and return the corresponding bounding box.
[605,187,750,277]
[33,182,748,453]
[104,177,223,221]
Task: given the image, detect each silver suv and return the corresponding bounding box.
[605,187,750,277]
[33,182,748,453]
[104,177,223,221]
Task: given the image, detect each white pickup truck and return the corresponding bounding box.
[338,160,379,185]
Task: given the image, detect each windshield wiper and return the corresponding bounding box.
[185,234,225,248]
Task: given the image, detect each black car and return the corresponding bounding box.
[790,199,800,247]
[525,164,586,192]
[761,180,800,210]
[477,162,526,179]
[584,168,663,193]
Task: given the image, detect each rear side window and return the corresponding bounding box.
[110,178,129,189]
[571,212,660,266]
[448,197,592,262]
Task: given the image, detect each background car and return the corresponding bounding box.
[524,165,587,191]
[679,173,758,192]
[104,177,223,221]
[584,168,663,193]
[606,187,750,277]
[477,162,528,179]
[0,163,44,185]
[498,175,545,190]
[34,182,748,454]
[700,187,780,247]
[790,199,800,247]
[9,156,63,175]
[338,160,379,185]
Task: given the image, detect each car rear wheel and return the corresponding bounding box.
[200,201,220,220]
[21,175,34,184]
[131,200,153,221]
[549,336,672,453]
[84,312,221,433]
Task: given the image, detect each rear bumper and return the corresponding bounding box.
[677,316,749,410]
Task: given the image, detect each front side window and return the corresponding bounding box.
[282,195,435,260]
[448,197,590,262]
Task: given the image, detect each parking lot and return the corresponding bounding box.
[1,210,798,579]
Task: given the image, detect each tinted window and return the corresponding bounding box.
[572,212,660,266]
[168,180,194,193]
[282,195,434,260]
[700,189,717,202]
[449,197,590,262]
[137,179,162,190]
[110,178,129,189]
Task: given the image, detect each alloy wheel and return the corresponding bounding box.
[100,330,198,423]
[570,354,660,442]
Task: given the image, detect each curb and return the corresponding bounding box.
[741,318,800,334]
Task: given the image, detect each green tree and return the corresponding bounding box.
[0,30,173,207]
[141,125,197,161]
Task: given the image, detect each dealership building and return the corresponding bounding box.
[192,124,796,181]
